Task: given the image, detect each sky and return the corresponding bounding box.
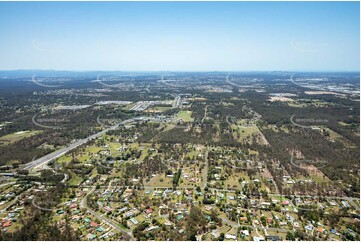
[0,1,359,71]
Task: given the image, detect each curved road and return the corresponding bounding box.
[201,105,209,123]
[290,114,316,129]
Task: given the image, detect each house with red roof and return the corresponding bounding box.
[267,217,273,224]
[2,220,11,227]
[282,200,290,206]
[104,206,112,212]
[90,221,98,228]
[69,203,77,209]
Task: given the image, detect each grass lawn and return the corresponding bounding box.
[147,106,172,112]
[129,143,140,149]
[322,127,342,140]
[224,176,242,190]
[0,200,14,210]
[123,103,135,111]
[308,174,329,183]
[163,124,175,132]
[231,119,263,144]
[187,97,207,101]
[186,151,198,159]
[0,122,12,128]
[107,142,122,155]
[0,130,42,146]
[68,173,83,186]
[146,175,173,187]
[221,102,235,106]
[134,213,146,223]
[338,121,351,127]
[218,224,232,234]
[76,153,90,162]
[177,111,194,122]
[88,145,103,153]
[57,155,72,163]
[139,148,149,161]
[287,102,306,108]
[157,217,167,224]
[90,169,98,178]
[6,223,23,233]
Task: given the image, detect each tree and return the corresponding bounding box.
[219,233,225,241]
[286,231,295,241]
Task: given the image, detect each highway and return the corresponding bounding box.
[225,73,242,88]
[23,118,136,170]
[289,73,302,88]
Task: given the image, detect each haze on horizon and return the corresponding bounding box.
[0,1,359,72]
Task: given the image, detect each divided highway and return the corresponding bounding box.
[23,118,136,170]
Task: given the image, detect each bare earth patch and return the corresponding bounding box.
[269,96,293,102]
[300,164,330,182]
[304,91,340,95]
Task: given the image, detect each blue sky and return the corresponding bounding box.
[0,1,359,71]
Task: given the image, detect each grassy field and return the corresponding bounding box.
[57,155,72,163]
[187,97,207,101]
[308,174,330,183]
[221,102,235,106]
[285,99,333,108]
[338,121,351,126]
[123,103,136,111]
[322,127,355,147]
[147,106,172,112]
[177,111,194,122]
[287,102,307,108]
[186,150,198,159]
[68,173,83,186]
[224,176,242,190]
[323,127,342,140]
[0,130,42,146]
[0,121,12,128]
[146,175,173,187]
[231,119,262,144]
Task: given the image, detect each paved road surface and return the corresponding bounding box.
[23,118,136,170]
[222,217,292,234]
[225,73,242,88]
[290,74,303,88]
[202,150,209,189]
[0,197,18,213]
[81,186,134,240]
[201,105,209,123]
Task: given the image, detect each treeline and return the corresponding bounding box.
[173,169,182,188]
[260,127,359,196]
[0,107,131,166]
[17,169,64,184]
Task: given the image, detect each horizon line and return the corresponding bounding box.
[0,69,360,73]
